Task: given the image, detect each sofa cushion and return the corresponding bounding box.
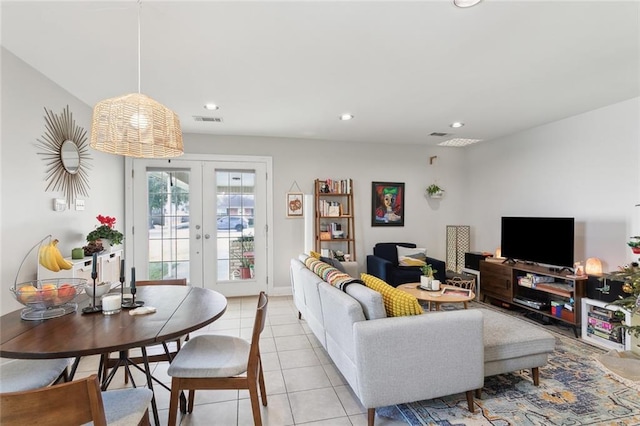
[310,250,321,259]
[320,256,347,273]
[344,283,386,320]
[360,273,423,317]
[397,246,427,267]
[305,256,361,291]
[479,308,556,362]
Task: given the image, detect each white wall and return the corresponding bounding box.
[185,134,468,291]
[2,46,638,314]
[1,48,124,315]
[464,97,640,272]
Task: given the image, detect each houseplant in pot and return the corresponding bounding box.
[420,264,438,290]
[86,215,124,253]
[627,236,640,254]
[426,184,445,199]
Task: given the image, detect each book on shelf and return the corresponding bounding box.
[319,178,351,194]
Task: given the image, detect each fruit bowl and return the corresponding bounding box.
[10,278,87,320]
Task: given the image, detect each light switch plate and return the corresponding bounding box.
[75,199,85,211]
[53,198,66,211]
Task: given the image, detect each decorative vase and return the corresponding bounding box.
[420,275,432,289]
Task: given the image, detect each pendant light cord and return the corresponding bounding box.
[137,0,142,94]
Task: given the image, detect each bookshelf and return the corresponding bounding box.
[581,297,632,351]
[314,178,356,261]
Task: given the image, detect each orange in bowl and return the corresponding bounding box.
[17,285,37,303]
[39,283,58,301]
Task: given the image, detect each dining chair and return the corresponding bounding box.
[167,291,269,426]
[102,278,188,385]
[0,358,69,393]
[0,374,152,426]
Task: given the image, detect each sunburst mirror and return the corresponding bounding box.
[37,105,91,208]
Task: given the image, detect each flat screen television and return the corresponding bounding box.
[501,217,575,268]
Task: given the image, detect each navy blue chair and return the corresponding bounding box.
[366,242,446,287]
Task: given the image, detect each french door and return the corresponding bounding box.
[126,155,271,296]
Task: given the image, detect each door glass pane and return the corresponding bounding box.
[147,170,190,280]
[215,170,255,281]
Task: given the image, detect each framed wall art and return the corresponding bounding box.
[286,192,304,218]
[371,182,404,226]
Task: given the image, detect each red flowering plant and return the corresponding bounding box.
[86,215,124,246]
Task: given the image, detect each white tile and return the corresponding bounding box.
[282,365,331,392]
[322,363,347,387]
[238,392,294,426]
[260,351,282,372]
[274,335,312,351]
[334,384,366,415]
[288,388,347,424]
[298,417,354,426]
[180,399,238,425]
[271,323,306,337]
[278,348,321,370]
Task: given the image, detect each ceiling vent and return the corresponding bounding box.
[193,116,223,122]
[429,132,449,137]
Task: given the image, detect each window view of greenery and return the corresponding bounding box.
[147,171,190,280]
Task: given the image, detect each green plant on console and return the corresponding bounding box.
[421,264,437,277]
[86,215,124,246]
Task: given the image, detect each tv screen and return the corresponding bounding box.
[501,217,575,268]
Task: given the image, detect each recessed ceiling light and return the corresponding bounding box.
[204,103,219,111]
[339,114,354,121]
[453,0,483,8]
[438,138,483,147]
[450,122,464,128]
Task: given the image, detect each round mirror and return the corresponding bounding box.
[60,139,80,174]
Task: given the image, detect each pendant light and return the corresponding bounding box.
[90,1,183,158]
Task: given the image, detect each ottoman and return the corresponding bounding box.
[478,308,556,393]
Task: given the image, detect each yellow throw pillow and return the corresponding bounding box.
[397,246,427,267]
[360,273,423,317]
[309,250,322,259]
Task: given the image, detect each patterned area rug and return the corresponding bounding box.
[377,323,640,425]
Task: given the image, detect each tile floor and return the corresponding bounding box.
[74,295,407,426]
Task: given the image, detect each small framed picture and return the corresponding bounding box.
[442,287,472,297]
[286,192,304,218]
[371,182,405,226]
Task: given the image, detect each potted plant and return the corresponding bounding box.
[627,236,640,254]
[232,236,254,279]
[426,184,445,198]
[86,215,124,252]
[420,264,438,290]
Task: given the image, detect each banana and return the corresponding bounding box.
[50,239,73,270]
[38,239,73,272]
[38,241,60,272]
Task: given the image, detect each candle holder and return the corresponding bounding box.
[82,272,102,314]
[121,291,144,309]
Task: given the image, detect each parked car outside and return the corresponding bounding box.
[217,216,249,231]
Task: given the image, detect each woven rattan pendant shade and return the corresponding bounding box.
[90,93,183,158]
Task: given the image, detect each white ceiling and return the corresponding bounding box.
[2,0,639,146]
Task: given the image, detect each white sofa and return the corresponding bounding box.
[290,255,484,426]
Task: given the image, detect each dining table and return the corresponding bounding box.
[0,285,227,426]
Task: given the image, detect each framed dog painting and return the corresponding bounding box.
[371,182,404,226]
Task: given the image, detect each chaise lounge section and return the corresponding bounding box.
[290,254,556,424]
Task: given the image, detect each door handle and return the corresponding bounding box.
[195,234,201,240]
[204,234,211,239]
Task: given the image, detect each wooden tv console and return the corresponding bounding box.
[479,260,587,336]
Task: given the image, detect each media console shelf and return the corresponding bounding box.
[480,260,586,336]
